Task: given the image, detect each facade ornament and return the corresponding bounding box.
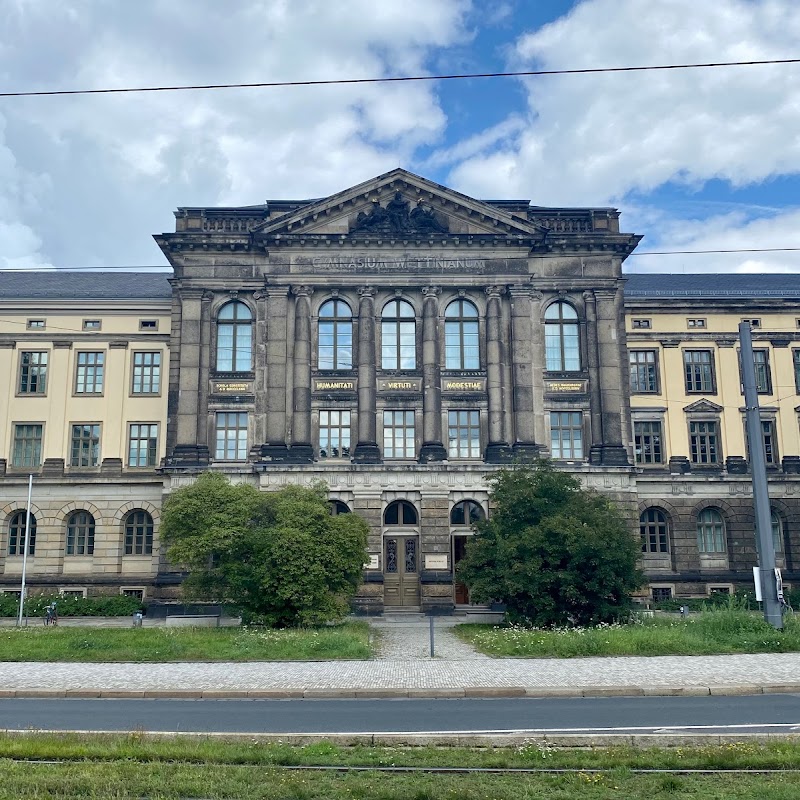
[290,285,314,298]
[421,285,441,298]
[484,285,504,299]
[457,287,467,298]
[351,192,448,235]
[228,289,239,300]
[201,290,214,301]
[582,290,596,302]
[358,285,376,298]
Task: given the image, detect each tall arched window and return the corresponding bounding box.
[771,510,784,553]
[216,301,253,372]
[381,300,416,370]
[640,508,669,553]
[318,299,353,370]
[329,500,351,516]
[124,510,154,556]
[66,511,95,556]
[696,508,726,554]
[544,301,580,371]
[8,511,36,556]
[450,500,485,527]
[384,500,418,526]
[445,299,479,369]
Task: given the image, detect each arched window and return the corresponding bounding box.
[384,500,418,526]
[444,299,479,369]
[66,511,95,556]
[8,511,36,556]
[329,500,351,516]
[544,301,580,371]
[640,508,669,553]
[381,300,416,370]
[318,299,353,370]
[771,510,784,553]
[216,301,253,372]
[450,500,485,527]
[696,508,726,554]
[124,510,154,556]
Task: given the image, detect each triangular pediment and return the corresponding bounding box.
[254,168,542,240]
[683,399,724,413]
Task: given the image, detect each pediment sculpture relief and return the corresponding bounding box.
[352,192,448,235]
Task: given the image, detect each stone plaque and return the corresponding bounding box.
[292,254,529,275]
[313,378,357,392]
[365,554,380,570]
[424,554,449,570]
[378,377,422,392]
[545,379,588,394]
[214,381,253,393]
[442,378,486,393]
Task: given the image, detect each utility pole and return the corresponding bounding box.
[739,322,782,629]
[17,474,34,627]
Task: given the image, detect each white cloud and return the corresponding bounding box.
[448,0,800,205]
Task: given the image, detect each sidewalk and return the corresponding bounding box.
[0,616,799,699]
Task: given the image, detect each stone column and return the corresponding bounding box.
[508,284,539,458]
[195,292,212,445]
[584,290,604,460]
[484,285,510,462]
[165,287,210,468]
[289,285,314,462]
[353,286,381,463]
[419,286,447,462]
[252,286,291,462]
[590,287,629,466]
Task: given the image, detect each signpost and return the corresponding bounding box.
[16,474,33,627]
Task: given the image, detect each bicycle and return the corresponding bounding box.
[43,604,58,626]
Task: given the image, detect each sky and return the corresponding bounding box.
[1,0,800,274]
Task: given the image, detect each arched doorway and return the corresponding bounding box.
[383,500,420,607]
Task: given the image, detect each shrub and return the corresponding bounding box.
[0,593,143,618]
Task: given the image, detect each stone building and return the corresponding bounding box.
[1,169,798,610]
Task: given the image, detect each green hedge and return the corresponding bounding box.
[0,593,143,618]
[653,587,800,613]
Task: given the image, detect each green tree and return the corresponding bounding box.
[457,462,643,627]
[160,472,368,626]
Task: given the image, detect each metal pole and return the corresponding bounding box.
[17,474,33,627]
[429,615,435,658]
[739,322,782,629]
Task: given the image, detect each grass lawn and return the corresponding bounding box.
[0,622,371,662]
[0,735,798,799]
[454,608,800,658]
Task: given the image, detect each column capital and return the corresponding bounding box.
[291,284,314,298]
[484,285,505,299]
[582,290,596,302]
[421,285,441,298]
[593,287,618,301]
[358,285,377,299]
[507,283,533,298]
[255,285,290,300]
[201,289,214,302]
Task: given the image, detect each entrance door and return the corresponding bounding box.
[383,536,420,607]
[453,535,470,604]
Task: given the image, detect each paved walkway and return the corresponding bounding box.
[0,617,798,697]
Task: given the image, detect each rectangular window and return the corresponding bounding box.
[687,318,706,329]
[12,424,43,467]
[741,318,761,329]
[18,351,48,394]
[689,420,719,464]
[70,424,100,467]
[214,412,248,460]
[75,351,105,394]
[739,349,772,394]
[762,420,777,465]
[127,423,158,467]
[139,320,158,330]
[26,319,45,329]
[82,319,101,331]
[131,351,161,394]
[683,350,715,393]
[448,410,481,458]
[634,420,664,465]
[631,318,651,329]
[550,411,583,459]
[383,410,415,458]
[381,321,416,370]
[794,350,800,393]
[319,410,351,459]
[629,350,659,393]
[651,587,673,602]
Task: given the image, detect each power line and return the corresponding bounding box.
[1,58,799,99]
[2,246,800,273]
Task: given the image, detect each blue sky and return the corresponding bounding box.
[1,0,799,273]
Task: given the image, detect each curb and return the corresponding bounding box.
[0,684,798,700]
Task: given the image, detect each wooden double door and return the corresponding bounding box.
[383,535,420,607]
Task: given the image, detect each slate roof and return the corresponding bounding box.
[0,271,172,300]
[624,273,800,298]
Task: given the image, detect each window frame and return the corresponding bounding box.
[131,351,162,396]
[450,500,485,527]
[696,508,726,554]
[629,349,659,394]
[215,301,253,373]
[318,409,352,460]
[11,423,43,468]
[214,411,248,461]
[69,423,101,468]
[544,301,581,372]
[124,510,154,556]
[17,350,48,395]
[7,511,36,556]
[380,299,416,371]
[384,500,418,526]
[383,409,416,459]
[447,409,481,459]
[74,351,105,395]
[127,422,159,468]
[66,511,95,556]
[688,419,720,465]
[640,508,669,554]
[634,419,664,465]
[683,349,716,394]
[318,299,354,371]
[444,299,480,371]
[549,410,584,460]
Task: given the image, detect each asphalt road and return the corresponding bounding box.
[0,695,799,735]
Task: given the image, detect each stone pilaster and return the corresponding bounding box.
[289,285,314,462]
[353,286,381,464]
[420,491,454,613]
[419,286,447,463]
[508,284,540,459]
[484,286,511,462]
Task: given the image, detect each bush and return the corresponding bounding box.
[0,593,143,618]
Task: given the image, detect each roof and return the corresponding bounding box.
[0,271,173,300]
[624,273,800,299]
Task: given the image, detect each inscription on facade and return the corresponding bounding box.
[292,255,529,274]
[545,379,588,394]
[424,554,449,570]
[378,378,422,392]
[313,378,357,391]
[214,382,252,393]
[443,378,486,392]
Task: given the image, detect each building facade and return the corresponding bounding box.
[0,170,798,609]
